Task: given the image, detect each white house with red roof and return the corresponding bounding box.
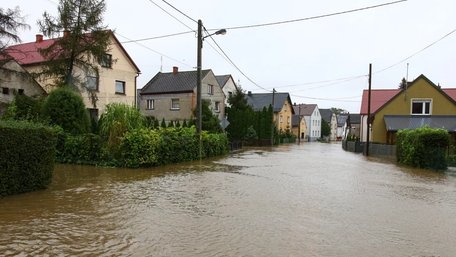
[3,31,140,118]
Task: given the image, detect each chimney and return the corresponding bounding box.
[36,34,43,43]
[247,91,252,96]
[172,66,178,74]
[63,30,70,38]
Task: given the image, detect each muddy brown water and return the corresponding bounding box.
[1,143,456,256]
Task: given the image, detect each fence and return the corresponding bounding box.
[342,140,396,158]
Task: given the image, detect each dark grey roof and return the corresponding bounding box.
[337,114,348,127]
[293,104,317,116]
[319,109,333,123]
[348,114,361,124]
[215,75,230,88]
[141,70,211,94]
[246,92,293,113]
[292,115,301,127]
[384,115,456,132]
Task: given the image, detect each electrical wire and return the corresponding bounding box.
[208,0,408,31]
[161,0,198,24]
[120,31,194,44]
[146,0,195,32]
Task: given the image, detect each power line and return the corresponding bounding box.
[375,27,456,74]
[161,0,198,24]
[146,0,195,32]
[120,31,194,44]
[209,0,408,31]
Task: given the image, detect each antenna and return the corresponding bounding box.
[160,56,163,72]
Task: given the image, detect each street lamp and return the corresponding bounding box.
[196,19,226,158]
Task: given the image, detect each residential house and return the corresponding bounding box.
[346,113,361,140]
[336,114,348,140]
[291,112,307,140]
[4,31,141,118]
[0,59,46,114]
[215,74,237,107]
[320,108,337,141]
[245,91,294,132]
[139,67,225,123]
[294,104,321,141]
[360,74,456,144]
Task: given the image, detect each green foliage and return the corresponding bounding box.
[56,133,102,165]
[41,87,90,134]
[226,87,256,141]
[0,120,56,197]
[168,120,175,128]
[0,6,30,49]
[119,127,228,168]
[397,127,449,170]
[196,100,222,133]
[98,102,144,152]
[1,94,44,122]
[160,118,166,128]
[182,119,188,128]
[321,121,331,138]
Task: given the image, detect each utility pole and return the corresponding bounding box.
[366,63,372,156]
[196,19,203,159]
[271,88,276,146]
[298,104,302,144]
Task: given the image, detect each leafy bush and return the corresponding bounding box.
[397,127,449,170]
[41,87,90,134]
[0,120,57,197]
[119,128,161,167]
[1,94,44,122]
[56,133,102,165]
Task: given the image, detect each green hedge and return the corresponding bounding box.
[56,132,102,165]
[119,127,228,168]
[397,127,449,170]
[0,120,57,197]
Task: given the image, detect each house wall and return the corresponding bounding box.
[202,73,226,120]
[371,77,456,144]
[141,92,194,122]
[275,100,293,132]
[308,108,321,141]
[330,114,337,141]
[221,77,236,107]
[0,60,46,104]
[292,118,307,139]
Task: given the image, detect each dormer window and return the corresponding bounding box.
[411,99,431,115]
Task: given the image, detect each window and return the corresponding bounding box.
[171,98,180,110]
[115,80,125,94]
[87,108,99,121]
[280,115,283,123]
[214,101,220,112]
[18,89,24,95]
[208,84,214,95]
[146,99,154,110]
[228,91,233,98]
[87,76,98,91]
[411,99,431,115]
[99,54,112,68]
[2,87,9,95]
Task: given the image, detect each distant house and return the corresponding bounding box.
[0,59,46,114]
[3,31,141,118]
[294,104,321,141]
[246,91,294,132]
[215,74,237,107]
[139,67,225,123]
[346,113,361,140]
[319,108,337,141]
[336,114,348,140]
[291,112,307,140]
[360,74,456,144]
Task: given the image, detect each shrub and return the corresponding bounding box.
[56,133,102,165]
[397,127,449,170]
[119,128,161,168]
[202,131,229,157]
[0,120,57,197]
[41,87,90,135]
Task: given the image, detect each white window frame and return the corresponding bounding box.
[208,84,214,95]
[411,98,432,115]
[146,99,154,110]
[115,80,126,94]
[171,98,180,110]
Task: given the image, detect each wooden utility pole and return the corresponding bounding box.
[366,63,372,156]
[271,88,276,146]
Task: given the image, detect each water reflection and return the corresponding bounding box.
[1,143,456,256]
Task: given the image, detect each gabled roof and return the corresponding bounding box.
[215,75,231,88]
[3,30,140,73]
[319,108,334,123]
[293,104,317,116]
[360,74,456,115]
[246,92,294,113]
[141,69,211,94]
[337,114,348,127]
[348,114,361,124]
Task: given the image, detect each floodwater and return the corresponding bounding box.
[1,143,456,257]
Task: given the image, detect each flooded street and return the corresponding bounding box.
[1,143,456,256]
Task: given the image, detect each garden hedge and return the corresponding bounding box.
[0,120,57,197]
[396,127,449,170]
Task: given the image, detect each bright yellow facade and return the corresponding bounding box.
[371,76,456,144]
[275,100,294,132]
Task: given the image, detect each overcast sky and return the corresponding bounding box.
[4,0,456,113]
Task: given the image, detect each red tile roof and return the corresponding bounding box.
[4,39,57,65]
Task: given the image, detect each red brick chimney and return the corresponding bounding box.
[36,34,43,43]
[173,66,178,74]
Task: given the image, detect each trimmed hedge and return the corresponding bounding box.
[0,120,57,197]
[396,127,449,170]
[56,132,102,165]
[119,127,228,168]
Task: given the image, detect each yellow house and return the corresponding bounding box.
[4,30,140,118]
[360,74,456,144]
[246,91,295,132]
